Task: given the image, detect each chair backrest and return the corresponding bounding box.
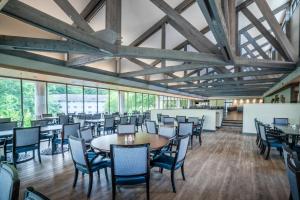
[137,115,144,124]
[62,123,80,140]
[0,122,18,131]
[178,122,193,136]
[175,136,190,164]
[119,116,128,125]
[68,136,87,167]
[13,127,40,148]
[160,115,169,123]
[92,114,101,119]
[157,113,162,123]
[104,114,113,119]
[59,115,69,125]
[31,120,48,127]
[254,118,259,135]
[145,113,151,120]
[287,154,300,200]
[110,144,149,176]
[78,127,93,143]
[0,118,11,123]
[158,126,175,138]
[145,121,157,134]
[0,162,20,200]
[129,116,137,125]
[274,118,289,126]
[42,114,52,118]
[258,122,267,141]
[283,143,298,169]
[23,187,50,200]
[176,116,186,123]
[117,124,135,135]
[188,117,199,125]
[163,117,175,125]
[104,117,114,128]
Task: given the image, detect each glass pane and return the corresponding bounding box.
[159,96,164,109]
[142,94,148,112]
[136,93,143,112]
[148,94,155,110]
[47,83,66,115]
[84,87,97,114]
[98,89,109,114]
[23,81,46,126]
[163,96,168,109]
[109,90,119,113]
[0,77,22,121]
[125,92,136,113]
[67,85,83,114]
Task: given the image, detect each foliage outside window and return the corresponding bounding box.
[125,92,136,113]
[48,83,66,115]
[148,94,156,110]
[109,90,119,113]
[84,87,97,114]
[67,85,83,114]
[142,93,149,112]
[98,89,109,114]
[136,93,143,112]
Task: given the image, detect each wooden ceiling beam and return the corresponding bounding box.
[243,32,269,59]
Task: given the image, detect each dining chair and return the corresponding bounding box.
[23,187,50,200]
[78,127,94,147]
[0,138,6,161]
[137,115,144,131]
[192,116,205,146]
[163,117,175,125]
[151,135,189,193]
[254,118,261,147]
[158,126,176,139]
[161,115,169,124]
[0,122,18,131]
[258,122,283,160]
[31,120,52,147]
[102,117,115,135]
[119,116,128,125]
[53,123,80,156]
[157,113,162,123]
[0,162,20,200]
[104,114,113,119]
[59,115,69,125]
[110,144,150,200]
[92,113,101,119]
[0,118,11,123]
[69,136,110,198]
[187,117,199,126]
[178,122,193,148]
[176,116,186,123]
[129,116,137,126]
[287,153,300,200]
[12,127,41,166]
[117,124,135,135]
[145,120,157,134]
[273,118,289,126]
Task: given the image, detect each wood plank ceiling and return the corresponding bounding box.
[0,0,298,97]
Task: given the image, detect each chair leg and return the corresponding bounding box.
[159,168,163,174]
[171,170,176,193]
[104,167,109,181]
[199,134,202,145]
[73,169,78,188]
[87,173,93,197]
[38,149,41,163]
[265,145,271,160]
[190,136,193,149]
[146,176,150,200]
[259,145,265,155]
[61,142,64,157]
[181,165,186,181]
[112,180,116,200]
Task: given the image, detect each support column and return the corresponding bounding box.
[119,91,125,114]
[35,82,46,118]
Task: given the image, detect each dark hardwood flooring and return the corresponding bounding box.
[16,128,289,200]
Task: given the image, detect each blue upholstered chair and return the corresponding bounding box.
[192,115,205,146]
[273,118,289,126]
[78,127,94,147]
[110,144,150,200]
[23,187,49,200]
[119,116,128,125]
[176,116,186,123]
[287,153,300,200]
[151,135,189,193]
[163,117,175,125]
[137,115,144,131]
[12,127,41,166]
[129,116,137,126]
[178,122,193,149]
[68,136,110,197]
[145,120,157,134]
[98,117,115,135]
[117,124,135,135]
[158,126,176,139]
[31,120,52,147]
[53,123,80,156]
[0,162,20,200]
[187,117,199,126]
[258,122,283,160]
[59,115,69,125]
[157,113,162,123]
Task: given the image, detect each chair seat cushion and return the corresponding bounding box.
[75,152,111,173]
[269,142,282,148]
[116,176,146,185]
[53,138,68,145]
[151,154,181,170]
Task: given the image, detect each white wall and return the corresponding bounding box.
[151,109,221,131]
[243,104,300,134]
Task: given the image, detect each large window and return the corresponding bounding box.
[180,99,188,108]
[163,96,168,109]
[149,94,156,110]
[84,87,97,114]
[142,93,149,112]
[136,93,143,112]
[67,85,83,114]
[98,89,109,114]
[47,83,67,115]
[109,90,119,113]
[0,77,22,121]
[125,92,136,113]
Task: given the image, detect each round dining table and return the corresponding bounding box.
[91,132,170,153]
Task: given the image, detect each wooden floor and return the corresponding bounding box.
[16,128,289,200]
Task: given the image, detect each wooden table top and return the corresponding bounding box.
[91,132,169,152]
